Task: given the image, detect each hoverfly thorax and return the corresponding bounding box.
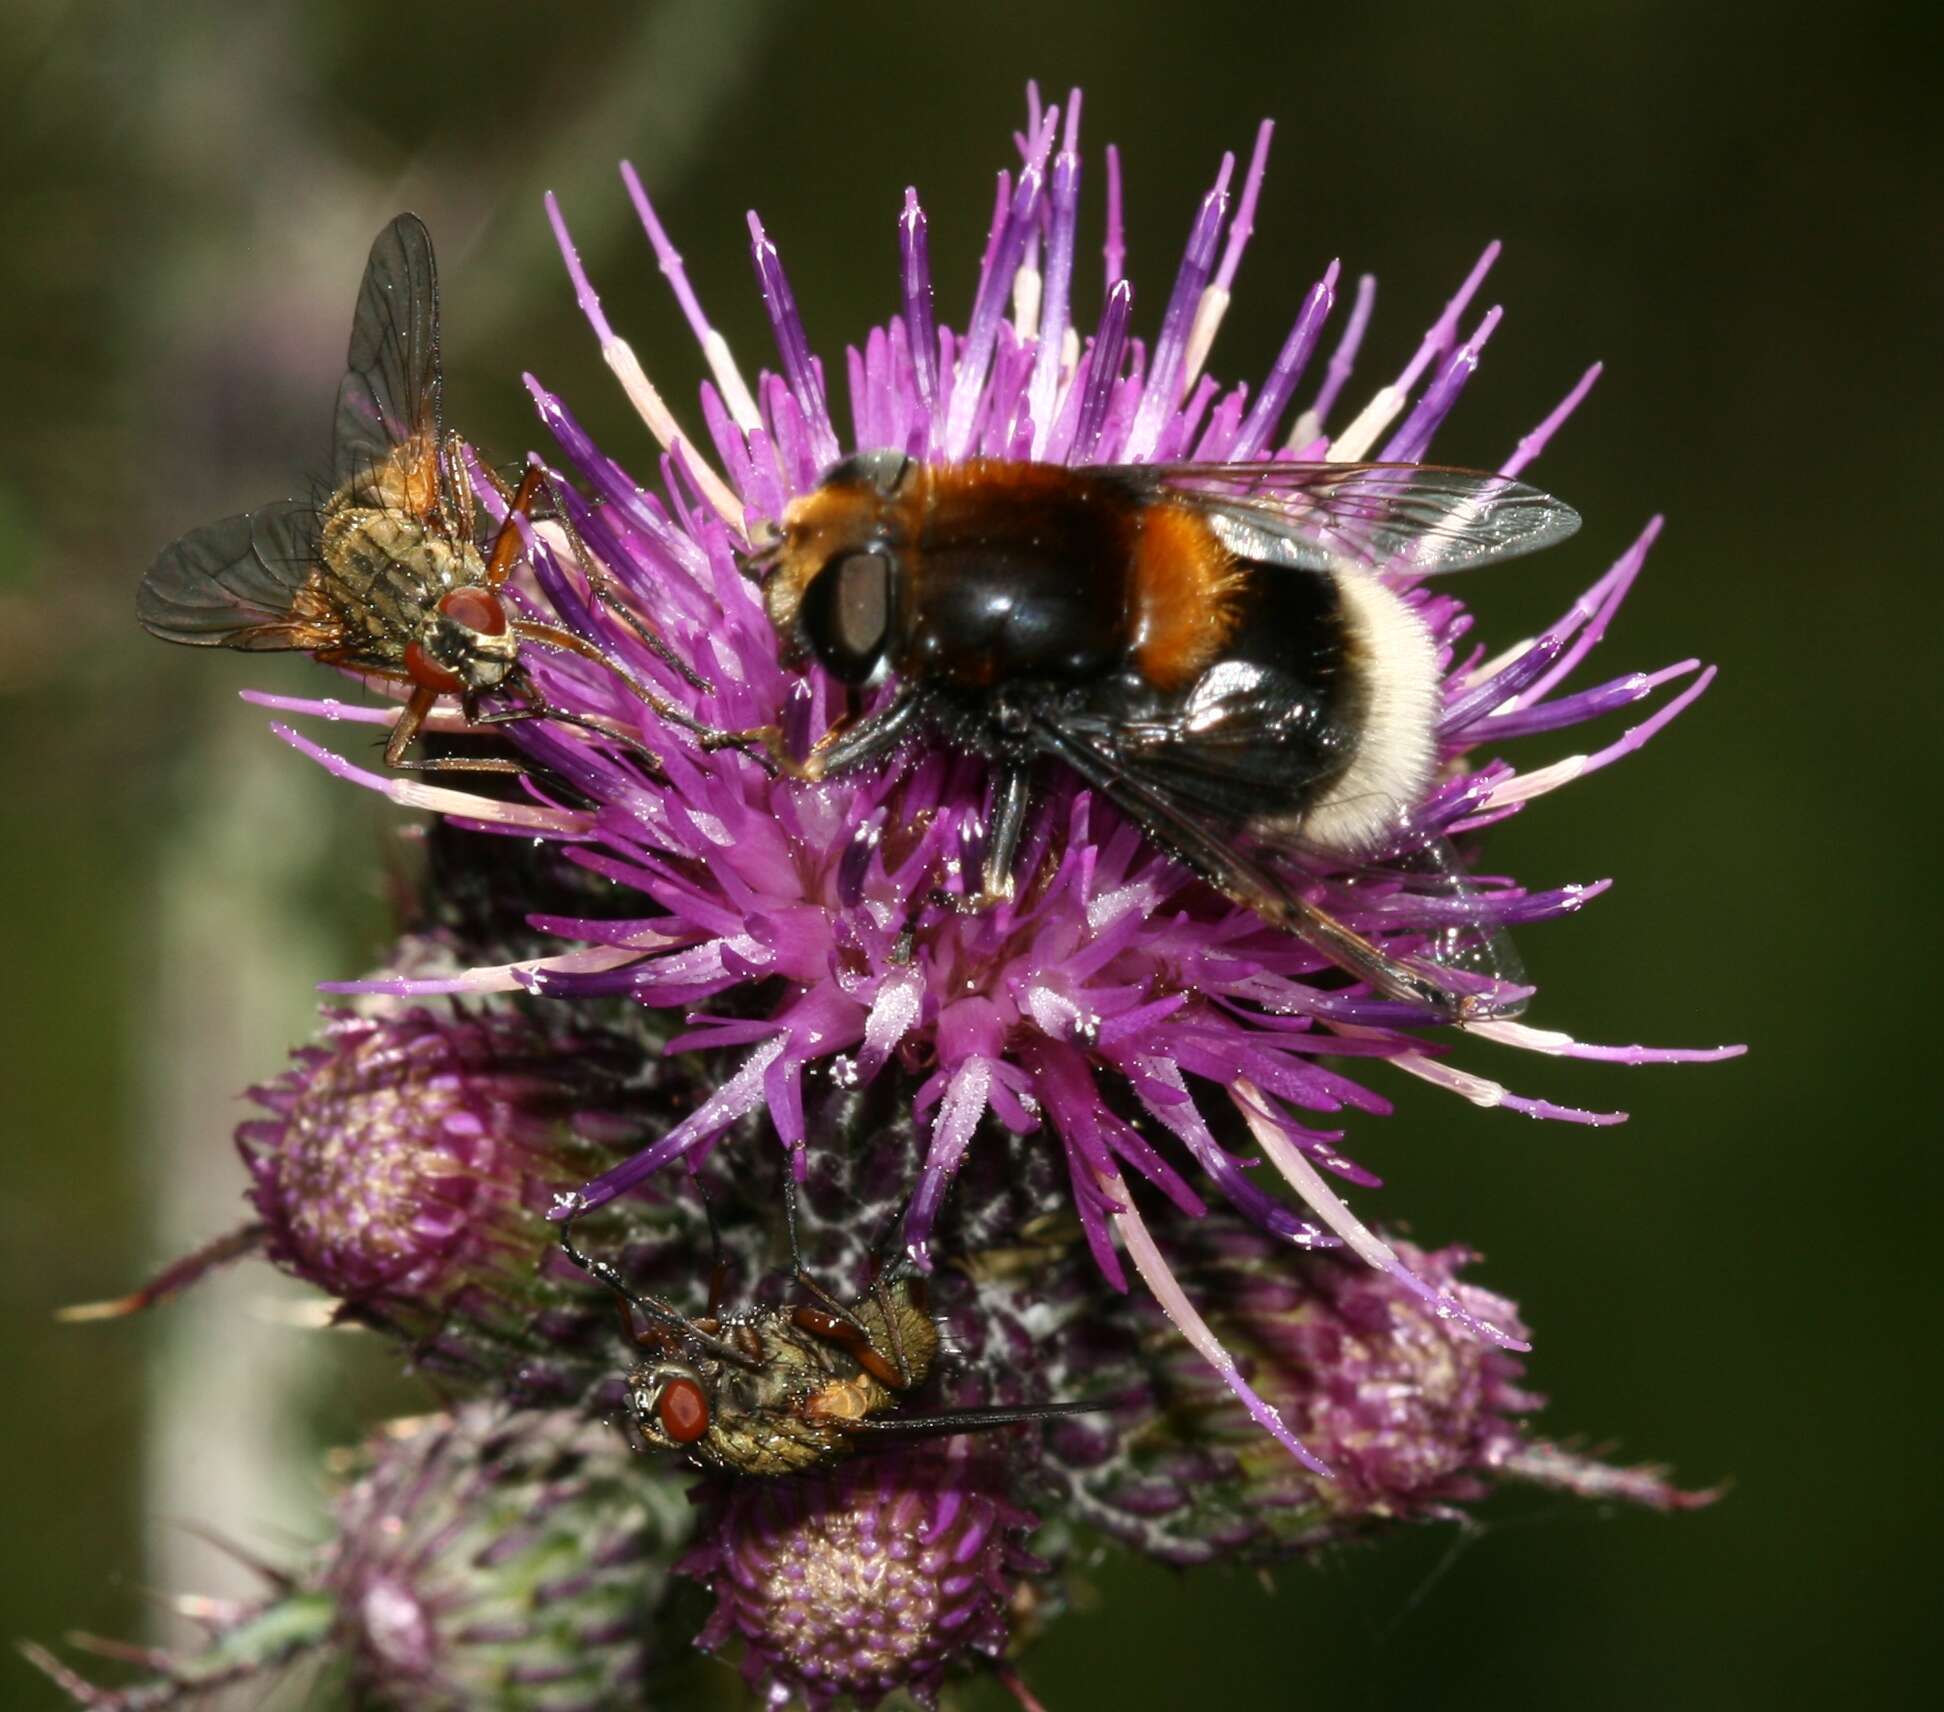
[764,450,919,687]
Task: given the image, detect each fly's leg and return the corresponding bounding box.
[555,1203,763,1371]
[588,582,717,697]
[510,619,774,759]
[483,465,548,587]
[468,671,671,778]
[527,466,720,701]
[935,759,1035,913]
[778,689,926,783]
[689,1165,730,1319]
[382,682,527,775]
[780,1173,912,1391]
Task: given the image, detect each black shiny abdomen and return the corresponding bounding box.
[896,474,1137,688]
[1066,560,1361,831]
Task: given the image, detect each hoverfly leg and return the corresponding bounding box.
[937,760,1033,913]
[980,761,1033,900]
[785,689,926,784]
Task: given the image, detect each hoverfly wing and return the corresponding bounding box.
[1029,710,1528,1019]
[333,213,444,508]
[1330,835,1531,1018]
[137,500,335,650]
[1133,461,1579,576]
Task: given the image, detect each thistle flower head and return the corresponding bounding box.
[681,1447,1042,1710]
[236,1006,696,1392]
[1048,1225,1568,1564]
[319,1407,683,1708]
[265,85,1740,1471]
[26,1406,689,1711]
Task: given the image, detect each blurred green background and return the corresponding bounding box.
[1,0,1934,1705]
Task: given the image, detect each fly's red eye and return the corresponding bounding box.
[657,1377,710,1445]
[403,640,464,693]
[436,585,508,636]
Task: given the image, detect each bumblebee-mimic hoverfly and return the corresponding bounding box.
[138,214,705,773]
[750,451,1581,1020]
[559,1208,1098,1478]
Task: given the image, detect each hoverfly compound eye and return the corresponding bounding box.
[435,585,509,637]
[656,1376,711,1445]
[801,549,895,685]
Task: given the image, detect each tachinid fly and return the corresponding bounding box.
[138,213,710,774]
[559,1208,1099,1478]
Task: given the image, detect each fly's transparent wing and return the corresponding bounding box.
[137,501,335,650]
[1324,835,1530,1017]
[1127,460,1580,576]
[1031,708,1528,1020]
[333,213,443,500]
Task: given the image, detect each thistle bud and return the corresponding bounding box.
[237,1008,689,1396]
[680,1447,1044,1710]
[1051,1219,1708,1565]
[27,1405,689,1711]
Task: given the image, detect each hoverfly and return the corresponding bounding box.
[746,452,1582,1020]
[558,1207,1099,1478]
[139,213,708,773]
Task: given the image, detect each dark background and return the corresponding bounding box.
[1,1,1934,1706]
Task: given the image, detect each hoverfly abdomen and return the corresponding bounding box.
[1122,496,1246,692]
[901,461,1136,688]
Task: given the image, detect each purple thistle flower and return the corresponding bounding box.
[680,1446,1044,1711]
[265,87,1741,1471]
[33,1135,1708,1710]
